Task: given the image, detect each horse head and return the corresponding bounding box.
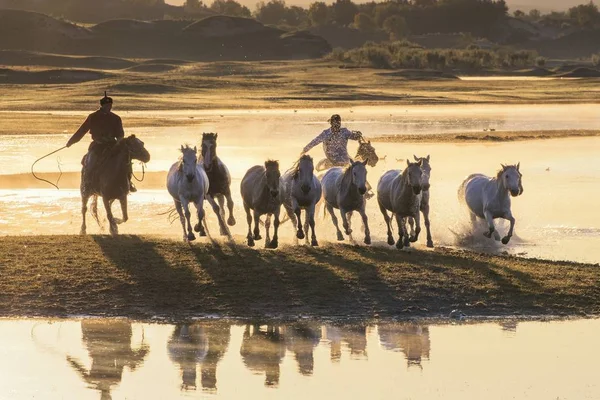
[125,135,151,163]
[180,145,198,183]
[499,163,523,197]
[356,137,379,167]
[413,154,431,191]
[405,159,424,195]
[264,160,281,198]
[346,159,368,195]
[201,132,218,171]
[294,155,314,194]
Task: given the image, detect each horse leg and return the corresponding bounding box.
[394,214,405,249]
[103,197,118,236]
[90,195,102,230]
[292,198,304,240]
[269,209,281,249]
[206,195,228,236]
[378,201,394,246]
[195,199,207,237]
[501,211,516,245]
[225,192,236,226]
[358,206,371,245]
[181,198,196,241]
[346,211,355,242]
[283,203,298,244]
[408,217,415,238]
[340,207,352,236]
[422,204,434,248]
[113,196,128,225]
[174,200,187,241]
[253,210,262,240]
[326,203,344,241]
[264,214,272,248]
[483,210,496,239]
[308,204,318,247]
[80,193,90,235]
[409,210,421,243]
[244,202,254,247]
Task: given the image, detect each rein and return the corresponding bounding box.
[31,146,67,190]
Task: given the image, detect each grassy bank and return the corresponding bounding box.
[2,235,599,321]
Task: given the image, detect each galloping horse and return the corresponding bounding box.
[240,160,283,248]
[321,159,371,244]
[200,132,235,235]
[281,155,322,246]
[166,145,209,242]
[377,160,423,249]
[408,155,434,248]
[315,136,379,172]
[459,163,523,244]
[80,134,150,236]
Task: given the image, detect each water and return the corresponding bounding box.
[1,105,599,263]
[0,318,598,399]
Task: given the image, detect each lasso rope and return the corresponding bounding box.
[132,162,145,182]
[31,146,67,190]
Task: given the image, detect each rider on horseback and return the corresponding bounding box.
[66,92,137,192]
[301,114,374,198]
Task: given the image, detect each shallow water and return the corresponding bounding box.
[0,318,598,399]
[1,105,599,263]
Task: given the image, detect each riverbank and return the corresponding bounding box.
[2,235,599,321]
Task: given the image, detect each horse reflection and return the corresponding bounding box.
[378,323,430,368]
[167,322,231,391]
[285,323,322,375]
[240,325,286,387]
[66,320,149,400]
[324,324,368,362]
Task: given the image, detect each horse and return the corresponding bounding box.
[407,155,434,248]
[200,132,235,236]
[167,145,210,242]
[315,136,379,172]
[376,159,423,249]
[321,159,371,244]
[458,163,523,244]
[281,155,322,246]
[240,160,283,248]
[80,134,150,236]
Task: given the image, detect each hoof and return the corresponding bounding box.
[194,223,200,232]
[403,238,410,247]
[297,230,305,240]
[364,237,371,245]
[80,229,86,235]
[345,228,353,235]
[483,231,493,238]
[199,230,207,237]
[253,233,262,240]
[311,239,319,247]
[409,235,418,243]
[427,241,434,248]
[502,236,511,245]
[187,233,196,241]
[266,239,278,249]
[395,240,403,250]
[227,217,236,226]
[336,232,344,241]
[220,227,229,236]
[387,236,394,246]
[247,238,255,247]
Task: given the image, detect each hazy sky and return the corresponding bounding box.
[165,0,581,11]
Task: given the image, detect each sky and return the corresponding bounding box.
[165,0,584,11]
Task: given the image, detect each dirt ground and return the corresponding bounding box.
[1,235,599,321]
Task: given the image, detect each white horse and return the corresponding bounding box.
[377,160,423,249]
[240,160,283,248]
[458,163,523,244]
[282,155,322,246]
[167,145,209,242]
[321,159,371,244]
[408,155,434,248]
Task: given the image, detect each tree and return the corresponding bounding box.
[568,1,600,27]
[308,1,329,26]
[513,9,525,19]
[285,5,309,26]
[354,12,376,31]
[383,15,409,40]
[185,0,202,8]
[254,0,287,24]
[332,0,358,26]
[528,8,541,21]
[209,0,251,17]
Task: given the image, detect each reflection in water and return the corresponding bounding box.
[66,320,149,400]
[378,323,431,368]
[285,323,322,376]
[324,324,368,362]
[167,322,231,392]
[240,325,286,387]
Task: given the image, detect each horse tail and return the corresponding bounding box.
[458,174,477,203]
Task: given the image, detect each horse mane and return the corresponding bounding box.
[177,144,196,171]
[265,160,279,170]
[288,154,312,179]
[340,160,360,188]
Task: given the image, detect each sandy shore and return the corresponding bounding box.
[2,235,599,321]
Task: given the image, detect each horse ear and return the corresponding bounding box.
[427,155,430,161]
[193,146,197,152]
[406,159,410,167]
[180,145,184,152]
[215,133,218,139]
[501,163,506,169]
[516,162,520,171]
[368,140,371,144]
[413,154,418,161]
